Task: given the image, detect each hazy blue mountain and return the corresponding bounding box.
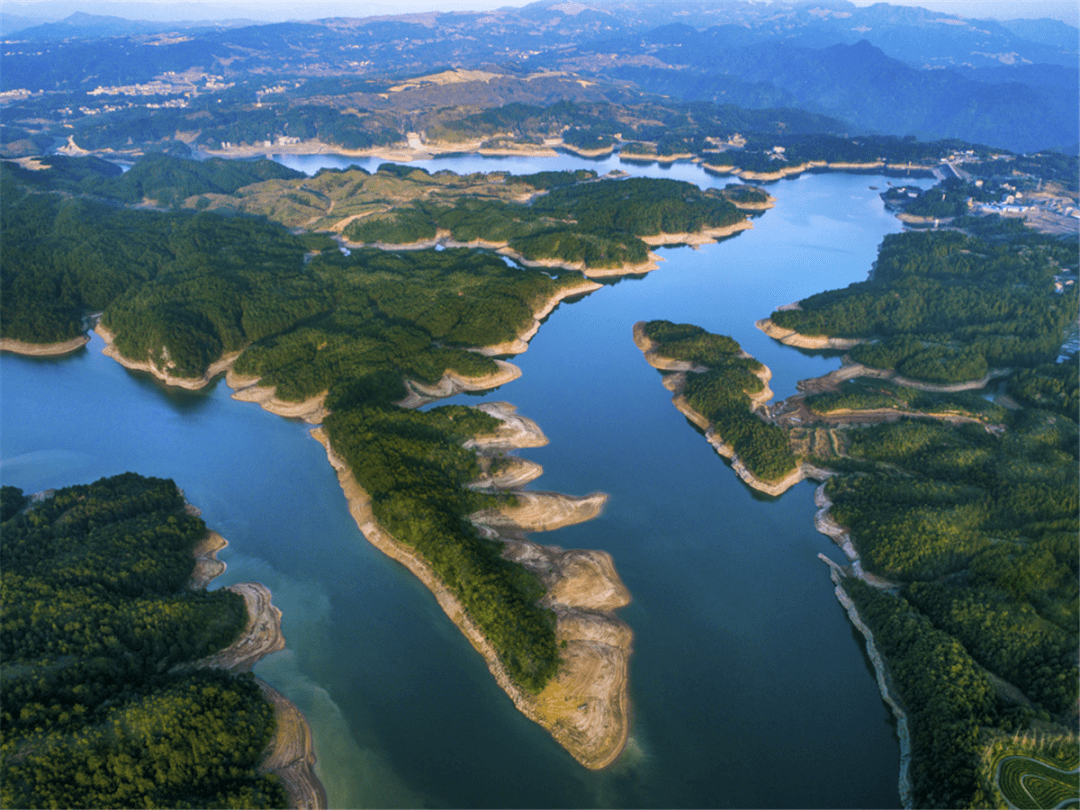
[11,11,259,40]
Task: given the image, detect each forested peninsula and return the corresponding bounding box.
[0,474,325,809]
[0,153,646,768]
[634,223,1078,808]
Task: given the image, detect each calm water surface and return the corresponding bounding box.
[0,157,934,808]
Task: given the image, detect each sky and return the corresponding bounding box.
[3,0,1078,26]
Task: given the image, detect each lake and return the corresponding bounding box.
[0,155,935,808]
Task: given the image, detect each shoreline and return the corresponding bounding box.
[819,557,914,809]
[187,529,327,809]
[0,335,90,356]
[340,229,663,279]
[812,484,912,808]
[797,360,1011,395]
[95,322,241,390]
[476,279,604,356]
[310,403,633,770]
[702,159,935,182]
[756,314,864,350]
[225,369,330,423]
[395,359,523,408]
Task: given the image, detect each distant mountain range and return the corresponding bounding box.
[1,0,1076,154]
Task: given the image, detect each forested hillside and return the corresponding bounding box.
[770,229,1078,384]
[0,474,288,809]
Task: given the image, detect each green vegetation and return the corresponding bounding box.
[771,230,1078,384]
[827,404,1078,808]
[805,377,1008,422]
[325,405,560,693]
[844,578,998,809]
[1007,356,1080,418]
[2,156,591,699]
[336,171,745,270]
[982,735,1080,810]
[646,222,1078,809]
[0,152,302,207]
[0,473,287,809]
[642,321,797,482]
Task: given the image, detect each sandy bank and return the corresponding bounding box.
[396,360,523,408]
[96,323,241,390]
[798,361,1011,395]
[559,143,616,158]
[225,369,329,424]
[818,556,914,809]
[0,335,90,356]
[727,197,776,212]
[478,279,603,356]
[667,377,814,497]
[499,538,632,768]
[755,315,863,350]
[812,484,899,590]
[190,581,286,672]
[311,426,632,770]
[702,160,933,183]
[463,401,549,450]
[631,322,708,373]
[189,531,228,590]
[186,532,327,808]
[639,219,753,247]
[256,681,328,810]
[471,491,607,533]
[468,456,545,491]
[634,325,807,495]
[812,484,911,806]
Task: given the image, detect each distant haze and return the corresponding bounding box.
[3,0,1078,26]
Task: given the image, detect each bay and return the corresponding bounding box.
[0,156,934,808]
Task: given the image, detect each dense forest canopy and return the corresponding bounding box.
[0,474,288,809]
[771,230,1078,384]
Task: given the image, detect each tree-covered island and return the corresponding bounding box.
[0,473,324,809]
[633,221,1078,808]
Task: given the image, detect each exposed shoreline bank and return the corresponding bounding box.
[311,400,632,770]
[702,159,935,182]
[187,530,327,809]
[812,487,912,809]
[95,322,242,390]
[756,313,864,350]
[0,335,90,356]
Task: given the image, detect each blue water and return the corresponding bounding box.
[0,158,934,808]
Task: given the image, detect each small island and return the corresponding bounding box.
[633,320,814,496]
[0,474,326,809]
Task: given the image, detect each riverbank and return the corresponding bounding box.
[185,531,327,808]
[395,360,523,408]
[0,335,90,356]
[702,159,935,182]
[95,322,241,390]
[226,370,330,423]
[818,556,914,810]
[812,483,912,808]
[311,401,633,770]
[755,313,864,350]
[477,279,604,356]
[796,360,1012,395]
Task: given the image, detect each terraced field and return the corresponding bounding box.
[997,755,1080,809]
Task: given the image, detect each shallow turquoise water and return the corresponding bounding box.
[0,159,933,808]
